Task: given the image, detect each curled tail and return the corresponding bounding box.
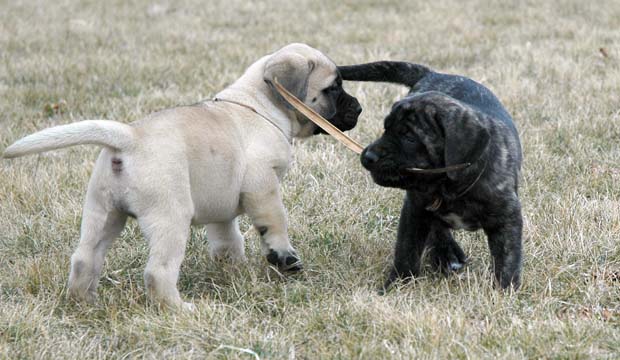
[338,61,432,88]
[3,120,135,158]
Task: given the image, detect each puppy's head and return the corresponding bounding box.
[263,43,362,137]
[361,91,490,191]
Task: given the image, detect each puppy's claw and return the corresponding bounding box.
[429,241,468,274]
[449,261,464,271]
[182,302,196,312]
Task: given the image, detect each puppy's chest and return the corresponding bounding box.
[433,206,481,231]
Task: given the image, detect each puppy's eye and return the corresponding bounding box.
[402,136,417,144]
[397,126,410,136]
[401,130,418,143]
[324,83,339,93]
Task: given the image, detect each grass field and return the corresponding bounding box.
[1,0,619,358]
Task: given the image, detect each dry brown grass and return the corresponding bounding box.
[1,0,619,358]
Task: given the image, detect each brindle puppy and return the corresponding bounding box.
[339,61,523,291]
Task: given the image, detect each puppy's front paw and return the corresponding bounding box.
[429,242,468,274]
[495,268,521,291]
[266,249,303,272]
[66,286,98,305]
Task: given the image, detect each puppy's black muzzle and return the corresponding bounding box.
[361,146,379,170]
[314,92,362,134]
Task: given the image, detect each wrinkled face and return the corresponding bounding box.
[360,98,443,191]
[360,91,491,191]
[312,72,362,134]
[263,43,362,137]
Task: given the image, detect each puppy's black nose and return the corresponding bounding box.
[361,147,380,169]
[354,103,362,116]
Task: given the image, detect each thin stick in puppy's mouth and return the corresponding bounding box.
[273,79,364,155]
[403,162,472,174]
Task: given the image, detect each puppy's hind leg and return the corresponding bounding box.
[67,193,127,304]
[241,185,301,272]
[484,205,523,290]
[207,218,246,262]
[138,210,193,310]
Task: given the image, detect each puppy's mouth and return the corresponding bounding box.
[313,110,359,134]
[369,166,443,191]
[313,94,362,134]
[337,108,361,131]
[368,168,413,189]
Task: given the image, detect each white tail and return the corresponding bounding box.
[3,120,135,158]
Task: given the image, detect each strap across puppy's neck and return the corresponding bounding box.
[424,159,488,212]
[454,159,488,198]
[212,97,292,143]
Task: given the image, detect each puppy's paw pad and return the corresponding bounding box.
[266,249,303,272]
[283,255,303,272]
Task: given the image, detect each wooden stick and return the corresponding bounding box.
[405,163,471,174]
[273,79,364,154]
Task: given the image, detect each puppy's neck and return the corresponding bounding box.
[215,58,311,139]
[439,155,489,201]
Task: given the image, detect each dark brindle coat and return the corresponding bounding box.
[339,61,523,291]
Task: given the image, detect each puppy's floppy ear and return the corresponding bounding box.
[431,96,490,180]
[264,52,315,109]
